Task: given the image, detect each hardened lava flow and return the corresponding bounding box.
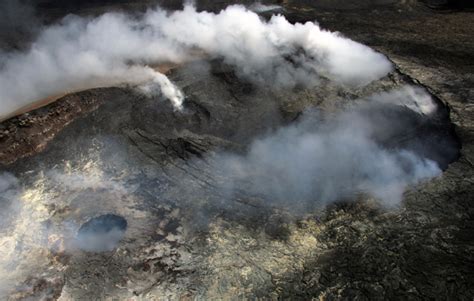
[0,1,472,300]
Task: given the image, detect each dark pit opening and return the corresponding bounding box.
[76,214,127,252]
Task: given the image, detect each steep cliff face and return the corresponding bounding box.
[0,1,472,300]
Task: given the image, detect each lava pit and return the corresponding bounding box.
[76,214,127,252]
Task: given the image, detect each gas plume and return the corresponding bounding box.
[0,4,392,119]
[212,86,442,207]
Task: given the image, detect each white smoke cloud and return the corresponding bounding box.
[151,5,392,87]
[0,85,451,296]
[212,86,441,207]
[370,85,437,115]
[0,168,132,298]
[249,2,283,13]
[0,4,392,119]
[0,172,18,193]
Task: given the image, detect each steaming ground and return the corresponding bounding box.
[0,2,464,299]
[214,88,441,206]
[0,3,391,120]
[0,64,459,297]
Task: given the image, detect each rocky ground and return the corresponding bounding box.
[0,1,473,300]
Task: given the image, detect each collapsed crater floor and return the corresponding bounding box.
[0,1,473,300]
[76,214,128,252]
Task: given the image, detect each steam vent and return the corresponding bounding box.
[0,0,473,300]
[76,214,127,252]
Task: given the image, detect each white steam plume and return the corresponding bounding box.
[0,4,392,119]
[370,85,437,115]
[214,87,441,206]
[249,2,283,13]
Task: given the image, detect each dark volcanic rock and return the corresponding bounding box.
[0,1,472,300]
[0,88,130,166]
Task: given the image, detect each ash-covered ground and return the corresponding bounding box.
[0,1,472,300]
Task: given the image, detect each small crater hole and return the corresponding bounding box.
[76,214,127,252]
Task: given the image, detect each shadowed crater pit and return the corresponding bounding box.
[76,214,127,252]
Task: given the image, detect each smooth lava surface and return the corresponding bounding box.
[76,214,127,252]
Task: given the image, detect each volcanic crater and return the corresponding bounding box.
[0,1,472,300]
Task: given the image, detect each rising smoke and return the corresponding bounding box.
[0,2,456,298]
[249,2,284,13]
[0,167,134,298]
[212,86,442,207]
[0,3,392,119]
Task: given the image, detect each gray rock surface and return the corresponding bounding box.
[0,1,472,300]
